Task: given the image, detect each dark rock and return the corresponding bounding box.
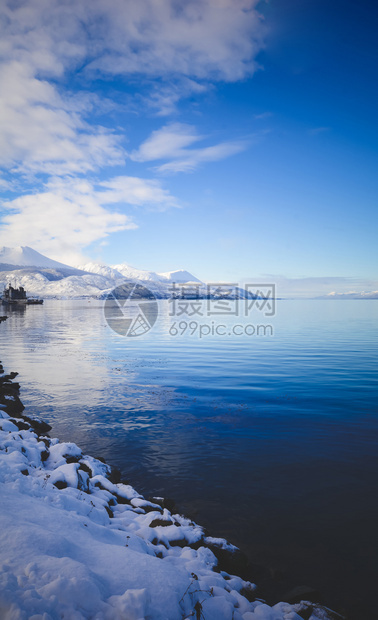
[22,416,52,435]
[40,449,50,462]
[0,372,19,383]
[149,518,174,528]
[114,493,131,505]
[21,469,29,476]
[296,604,313,620]
[282,585,322,604]
[0,393,24,416]
[150,496,176,512]
[140,503,163,514]
[65,455,80,464]
[0,381,21,391]
[294,602,346,620]
[12,420,30,431]
[188,538,205,550]
[240,583,257,603]
[151,537,170,550]
[169,537,188,548]
[107,465,121,484]
[206,543,249,577]
[94,480,108,491]
[54,480,68,490]
[78,462,92,476]
[104,505,113,518]
[95,456,106,464]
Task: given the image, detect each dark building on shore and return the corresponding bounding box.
[2,285,27,302]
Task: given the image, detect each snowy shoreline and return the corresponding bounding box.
[0,358,340,619]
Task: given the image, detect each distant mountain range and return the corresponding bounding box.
[0,246,203,299]
[318,291,378,300]
[2,247,375,300]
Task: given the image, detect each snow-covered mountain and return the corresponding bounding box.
[158,269,201,283]
[111,263,202,284]
[77,262,125,282]
[111,263,163,282]
[0,270,117,299]
[0,248,203,299]
[0,246,82,274]
[319,290,378,299]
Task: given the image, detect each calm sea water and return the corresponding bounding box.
[1,299,378,618]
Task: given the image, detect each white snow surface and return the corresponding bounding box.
[0,409,308,620]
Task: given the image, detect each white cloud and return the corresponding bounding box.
[0,0,264,258]
[98,176,179,210]
[88,0,265,82]
[157,140,249,173]
[144,79,209,116]
[0,176,177,263]
[0,60,124,176]
[0,0,264,174]
[1,0,264,82]
[131,124,200,162]
[131,123,249,172]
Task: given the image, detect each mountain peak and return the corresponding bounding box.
[0,246,75,270]
[157,269,202,283]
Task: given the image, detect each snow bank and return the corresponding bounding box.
[0,368,336,620]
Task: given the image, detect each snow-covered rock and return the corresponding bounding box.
[0,416,308,620]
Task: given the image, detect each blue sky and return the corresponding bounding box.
[0,0,377,296]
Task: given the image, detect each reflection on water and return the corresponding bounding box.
[1,299,378,618]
